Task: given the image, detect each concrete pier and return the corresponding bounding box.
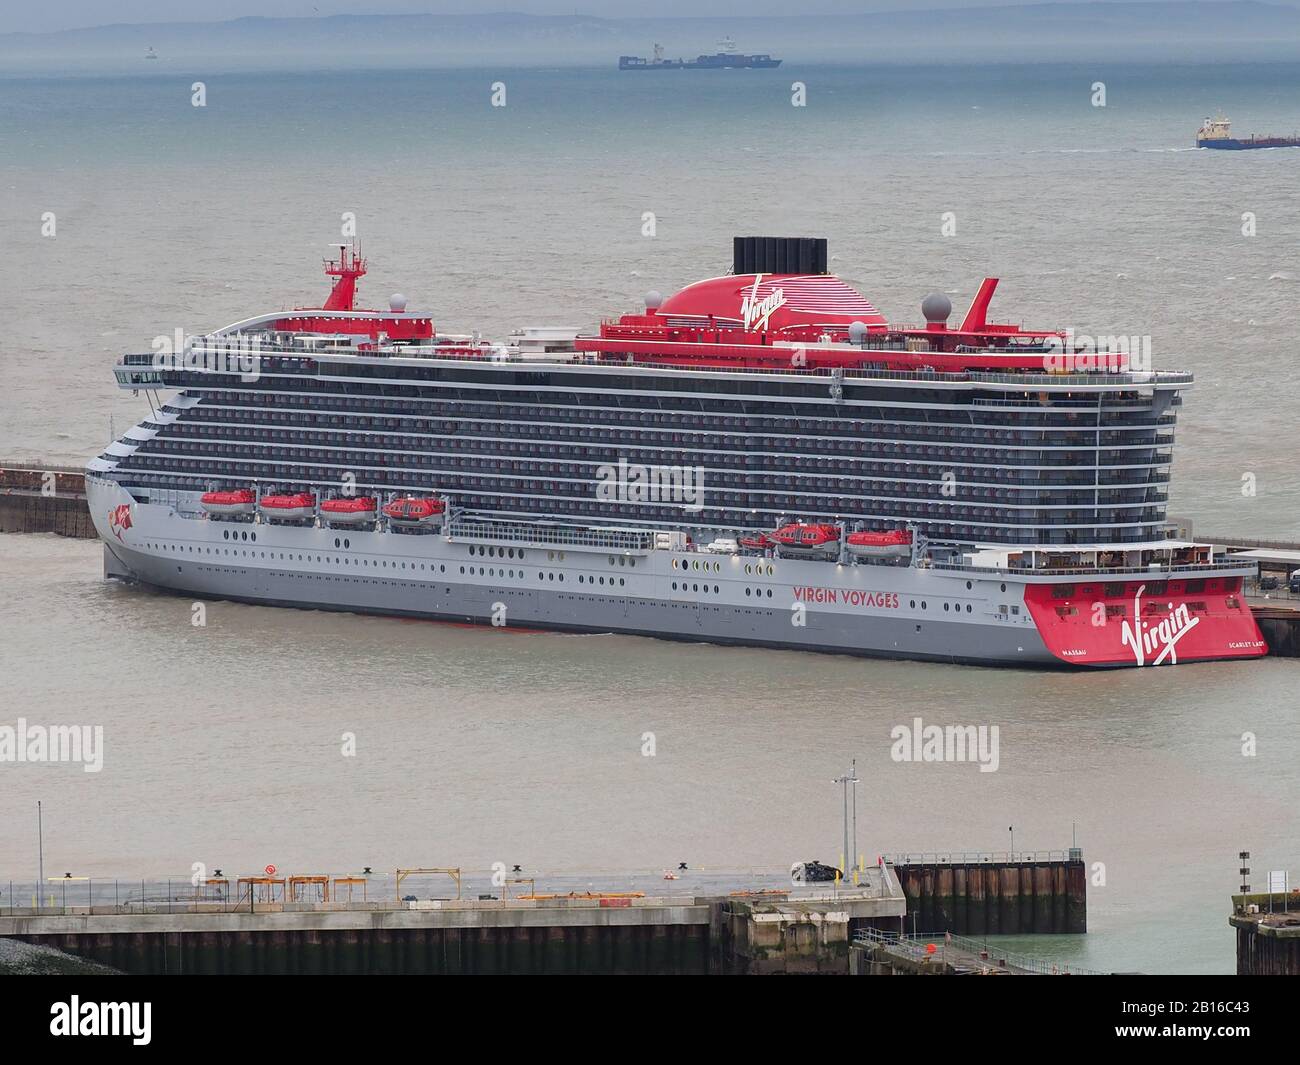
[0,464,95,538]
[1230,894,1300,975]
[0,877,906,975]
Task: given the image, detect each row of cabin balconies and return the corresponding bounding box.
[113,451,1169,524]
[148,421,1175,488]
[159,371,1178,427]
[176,392,1176,447]
[108,467,1167,546]
[138,428,1174,495]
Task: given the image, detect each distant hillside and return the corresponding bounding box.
[3,2,1300,72]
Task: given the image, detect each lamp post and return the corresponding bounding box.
[833,761,860,883]
[37,801,44,912]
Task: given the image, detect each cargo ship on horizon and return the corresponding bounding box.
[88,236,1265,669]
[1196,113,1300,150]
[619,38,781,70]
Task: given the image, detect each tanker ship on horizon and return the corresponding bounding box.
[88,237,1266,668]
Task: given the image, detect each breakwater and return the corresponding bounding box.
[888,851,1087,935]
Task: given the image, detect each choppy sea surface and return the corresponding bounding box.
[1,61,1298,974]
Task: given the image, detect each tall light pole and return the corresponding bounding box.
[37,801,44,912]
[833,761,860,882]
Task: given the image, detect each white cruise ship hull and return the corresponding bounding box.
[87,477,1265,669]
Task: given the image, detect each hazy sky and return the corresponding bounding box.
[14,0,1300,37]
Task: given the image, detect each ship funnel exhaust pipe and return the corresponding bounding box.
[733,236,828,276]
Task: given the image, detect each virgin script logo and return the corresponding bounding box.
[1119,584,1199,666]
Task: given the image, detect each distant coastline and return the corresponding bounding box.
[4,2,1300,72]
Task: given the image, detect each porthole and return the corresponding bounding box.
[766,589,772,598]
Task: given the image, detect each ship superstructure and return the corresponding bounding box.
[1196,113,1300,150]
[87,237,1265,668]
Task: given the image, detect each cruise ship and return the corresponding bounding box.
[87,237,1266,667]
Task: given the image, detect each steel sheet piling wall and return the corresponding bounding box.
[890,858,1086,935]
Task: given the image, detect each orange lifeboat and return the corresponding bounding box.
[739,533,772,552]
[383,496,446,528]
[771,522,840,557]
[258,492,316,522]
[320,496,377,525]
[200,488,255,517]
[846,529,912,560]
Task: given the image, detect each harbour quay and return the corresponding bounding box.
[0,867,907,976]
[0,856,1090,975]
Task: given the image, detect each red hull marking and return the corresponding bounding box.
[1023,578,1267,666]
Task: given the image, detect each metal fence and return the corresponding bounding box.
[2,871,468,915]
[882,850,1081,865]
[0,868,801,916]
[855,928,1101,975]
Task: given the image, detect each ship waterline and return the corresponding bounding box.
[87,238,1266,668]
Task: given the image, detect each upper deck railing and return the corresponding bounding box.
[119,349,1194,390]
[930,558,1257,578]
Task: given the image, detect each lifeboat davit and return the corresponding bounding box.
[320,496,377,525]
[846,529,912,560]
[383,496,446,527]
[200,488,256,517]
[771,523,841,557]
[259,492,316,522]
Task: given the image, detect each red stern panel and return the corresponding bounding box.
[1023,579,1267,666]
